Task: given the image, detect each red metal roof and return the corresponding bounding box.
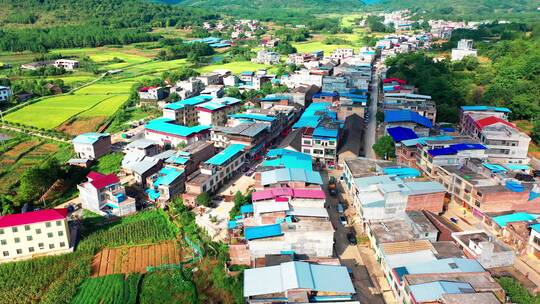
[0,208,68,228]
[474,116,516,130]
[87,171,105,181]
[88,172,120,189]
[383,77,407,85]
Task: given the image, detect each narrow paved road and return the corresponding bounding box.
[364,61,381,159]
[321,171,386,304]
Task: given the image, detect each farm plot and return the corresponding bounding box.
[72,273,141,304]
[122,58,188,76]
[91,241,183,277]
[4,94,115,129]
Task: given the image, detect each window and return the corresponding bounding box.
[0,240,5,245]
[12,227,18,233]
[14,237,20,243]
[27,236,33,241]
[45,222,51,228]
[0,229,3,234]
[56,221,62,226]
[534,236,540,247]
[28,247,34,253]
[2,251,8,257]
[24,225,30,231]
[60,242,66,248]
[475,201,481,208]
[36,228,42,234]
[38,243,44,250]
[58,231,64,237]
[49,244,55,249]
[47,232,53,238]
[448,262,458,269]
[16,249,22,255]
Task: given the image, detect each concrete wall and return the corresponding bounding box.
[406,192,445,214]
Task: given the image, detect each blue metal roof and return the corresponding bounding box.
[314,92,339,98]
[506,180,525,192]
[240,204,254,214]
[399,258,484,279]
[505,164,530,171]
[198,97,241,111]
[72,132,108,144]
[245,224,283,240]
[166,154,189,165]
[313,127,338,139]
[228,220,238,229]
[531,223,540,233]
[164,95,213,110]
[145,118,210,137]
[262,149,313,171]
[483,163,507,173]
[387,126,418,143]
[409,281,474,302]
[450,143,487,151]
[427,147,457,157]
[229,113,276,122]
[401,135,454,147]
[153,167,183,187]
[260,168,323,185]
[205,144,246,166]
[492,212,540,227]
[293,102,337,129]
[382,167,421,178]
[461,105,511,113]
[384,110,433,128]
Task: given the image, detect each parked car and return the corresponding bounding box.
[337,203,344,214]
[340,215,347,226]
[329,188,337,196]
[347,232,357,245]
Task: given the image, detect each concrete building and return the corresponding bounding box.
[197,73,221,86]
[0,86,12,102]
[72,132,111,160]
[211,122,269,154]
[200,85,224,98]
[171,77,205,100]
[383,93,436,124]
[53,59,79,70]
[243,261,356,303]
[183,144,247,206]
[123,139,160,158]
[252,50,280,64]
[163,95,213,126]
[460,112,530,164]
[451,39,477,61]
[78,171,136,216]
[329,48,354,60]
[144,118,211,147]
[350,175,446,221]
[0,208,72,263]
[452,230,516,269]
[528,224,540,257]
[138,86,167,102]
[255,168,323,190]
[280,70,323,89]
[145,167,185,205]
[196,97,242,126]
[384,110,433,137]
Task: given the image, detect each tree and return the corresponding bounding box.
[532,121,540,144]
[274,42,297,55]
[225,87,241,99]
[196,193,211,207]
[372,135,395,159]
[376,111,385,123]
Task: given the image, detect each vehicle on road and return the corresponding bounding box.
[329,188,337,196]
[340,215,347,226]
[347,232,357,245]
[337,203,344,214]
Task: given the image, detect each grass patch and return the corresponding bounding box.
[91,152,123,174]
[78,95,129,117]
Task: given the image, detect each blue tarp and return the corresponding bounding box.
[505,164,530,171]
[483,163,507,173]
[506,180,524,192]
[461,105,511,113]
[384,110,433,128]
[228,220,238,229]
[387,126,418,143]
[382,167,421,178]
[245,224,283,240]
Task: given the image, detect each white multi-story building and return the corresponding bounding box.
[53,59,79,70]
[0,209,72,263]
[329,48,354,60]
[451,39,477,61]
[78,171,136,216]
[252,50,280,64]
[0,86,12,102]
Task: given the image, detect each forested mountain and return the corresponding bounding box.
[371,0,539,21]
[0,0,218,52]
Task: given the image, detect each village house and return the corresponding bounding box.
[451,39,477,61]
[252,50,280,64]
[384,109,433,137]
[255,168,323,190]
[243,261,356,303]
[145,166,185,205]
[72,132,111,160]
[138,86,167,102]
[53,59,79,70]
[452,230,516,269]
[78,171,136,216]
[0,208,72,263]
[196,97,242,126]
[144,118,211,147]
[0,86,12,102]
[183,144,247,206]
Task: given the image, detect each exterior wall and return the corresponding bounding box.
[528,230,540,256]
[0,219,71,263]
[423,211,458,242]
[406,192,445,214]
[0,87,12,101]
[451,49,477,61]
[78,184,101,211]
[73,136,111,160]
